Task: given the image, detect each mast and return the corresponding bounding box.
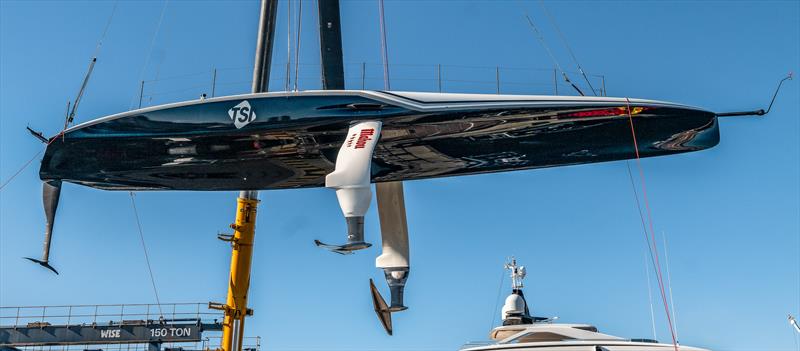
[251,0,278,94]
[317,0,345,90]
[216,1,277,351]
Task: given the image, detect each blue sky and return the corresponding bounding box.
[1,1,798,350]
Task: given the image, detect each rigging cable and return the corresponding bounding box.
[790,315,800,351]
[716,72,793,117]
[625,159,664,340]
[149,8,174,103]
[624,98,678,351]
[285,0,292,91]
[0,149,44,191]
[537,1,597,96]
[92,0,119,58]
[643,252,658,341]
[378,0,391,90]
[488,266,507,331]
[0,125,91,190]
[129,192,164,317]
[293,0,302,92]
[522,13,584,96]
[63,0,118,128]
[129,0,170,110]
[626,160,658,271]
[663,231,679,342]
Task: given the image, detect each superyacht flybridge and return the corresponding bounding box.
[460,259,710,351]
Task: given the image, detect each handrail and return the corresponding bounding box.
[130,62,608,110]
[0,302,222,329]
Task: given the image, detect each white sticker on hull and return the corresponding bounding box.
[228,100,257,129]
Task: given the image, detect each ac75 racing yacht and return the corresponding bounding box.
[460,258,710,351]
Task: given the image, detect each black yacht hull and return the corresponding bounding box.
[39,91,719,190]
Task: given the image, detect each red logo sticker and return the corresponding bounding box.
[354,129,375,149]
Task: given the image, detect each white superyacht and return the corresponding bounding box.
[460,258,710,351]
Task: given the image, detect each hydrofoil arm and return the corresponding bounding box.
[315,121,383,254]
[369,181,411,336]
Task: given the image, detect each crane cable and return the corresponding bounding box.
[129,192,164,318]
[522,13,584,96]
[624,98,678,351]
[537,1,597,96]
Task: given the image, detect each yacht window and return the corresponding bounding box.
[491,329,524,340]
[573,326,598,332]
[508,331,574,343]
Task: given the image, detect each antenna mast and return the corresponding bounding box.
[505,257,527,290]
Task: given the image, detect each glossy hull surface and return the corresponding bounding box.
[40,91,719,190]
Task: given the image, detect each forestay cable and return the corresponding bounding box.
[537,1,597,96]
[92,0,119,58]
[62,0,118,128]
[522,13,584,96]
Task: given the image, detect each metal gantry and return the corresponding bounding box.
[0,303,232,351]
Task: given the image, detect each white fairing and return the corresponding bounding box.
[501,294,526,321]
[326,121,383,218]
[375,182,410,269]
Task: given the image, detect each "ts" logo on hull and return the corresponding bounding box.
[228,100,257,129]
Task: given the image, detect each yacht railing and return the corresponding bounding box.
[0,302,219,328]
[0,303,257,351]
[460,341,495,349]
[135,62,607,109]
